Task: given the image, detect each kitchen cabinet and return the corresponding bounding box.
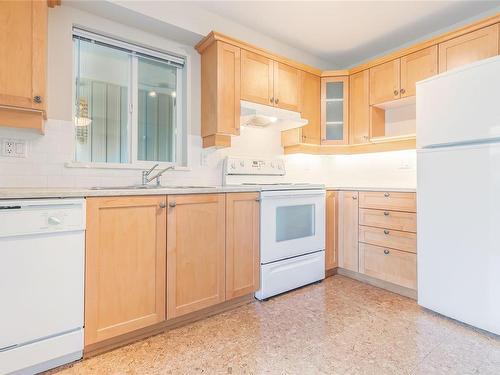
[438,24,499,73]
[349,70,370,144]
[0,0,48,133]
[338,191,359,272]
[85,196,167,346]
[241,49,274,106]
[241,50,301,111]
[400,46,438,97]
[273,61,301,111]
[369,59,401,105]
[299,71,321,143]
[358,191,416,212]
[226,193,260,299]
[167,194,226,319]
[325,191,338,270]
[359,243,417,290]
[321,76,349,144]
[201,41,241,146]
[370,46,438,105]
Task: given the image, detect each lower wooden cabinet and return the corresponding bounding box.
[325,190,338,270]
[166,194,226,319]
[359,243,417,290]
[225,192,260,299]
[338,191,359,272]
[85,196,167,346]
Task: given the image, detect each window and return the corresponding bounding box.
[73,28,186,166]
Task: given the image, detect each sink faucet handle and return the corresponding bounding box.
[144,163,159,176]
[150,165,175,185]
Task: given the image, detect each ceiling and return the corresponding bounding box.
[192,1,500,68]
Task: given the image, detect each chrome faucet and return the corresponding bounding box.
[141,164,174,186]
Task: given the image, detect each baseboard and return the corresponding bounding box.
[336,268,417,299]
[84,294,255,358]
[325,267,338,278]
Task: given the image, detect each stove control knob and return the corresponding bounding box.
[231,162,236,169]
[270,162,275,168]
[240,161,245,167]
[277,163,283,170]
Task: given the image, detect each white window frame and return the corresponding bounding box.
[69,27,189,170]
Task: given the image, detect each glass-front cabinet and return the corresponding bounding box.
[321,76,349,144]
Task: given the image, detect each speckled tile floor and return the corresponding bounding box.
[46,275,500,375]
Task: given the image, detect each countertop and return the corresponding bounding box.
[0,185,416,200]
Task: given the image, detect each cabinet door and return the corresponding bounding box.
[438,24,499,73]
[226,193,260,299]
[201,41,240,138]
[273,61,301,111]
[321,76,349,144]
[300,71,321,144]
[349,70,370,144]
[400,45,438,98]
[167,194,226,319]
[85,196,166,346]
[241,50,274,106]
[0,0,47,111]
[338,191,359,272]
[325,191,338,270]
[369,59,400,105]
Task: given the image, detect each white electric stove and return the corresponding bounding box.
[223,157,326,300]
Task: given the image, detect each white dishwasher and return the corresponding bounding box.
[0,199,85,375]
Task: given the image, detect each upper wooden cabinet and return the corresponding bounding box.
[84,196,167,347]
[225,193,260,299]
[438,24,499,73]
[325,191,338,270]
[338,191,359,272]
[299,71,321,144]
[370,46,438,105]
[321,76,349,144]
[166,194,226,319]
[200,40,241,148]
[349,70,370,144]
[241,50,301,111]
[400,46,438,97]
[240,49,274,106]
[273,61,301,111]
[0,0,48,133]
[369,60,401,105]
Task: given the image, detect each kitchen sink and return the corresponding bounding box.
[90,185,217,190]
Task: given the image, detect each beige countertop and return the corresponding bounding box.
[0,185,262,200]
[326,187,416,193]
[0,185,416,200]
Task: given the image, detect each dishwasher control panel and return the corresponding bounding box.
[0,199,85,237]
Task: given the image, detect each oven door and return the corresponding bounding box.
[260,189,325,264]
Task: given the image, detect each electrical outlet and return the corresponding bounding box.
[2,138,27,158]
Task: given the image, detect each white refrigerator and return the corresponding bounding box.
[417,55,500,335]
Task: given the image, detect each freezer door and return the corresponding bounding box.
[417,144,500,335]
[416,55,500,149]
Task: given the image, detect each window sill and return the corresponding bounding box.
[64,161,191,171]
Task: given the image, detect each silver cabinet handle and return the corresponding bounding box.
[169,201,176,208]
[383,211,389,216]
[270,97,274,104]
[352,195,357,200]
[275,98,279,104]
[384,249,390,255]
[384,192,390,197]
[33,95,42,103]
[255,198,261,202]
[400,88,406,95]
[159,202,166,209]
[384,229,390,235]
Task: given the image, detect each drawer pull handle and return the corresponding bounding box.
[383,211,389,216]
[384,192,390,197]
[352,195,357,200]
[169,201,176,208]
[384,230,390,235]
[384,249,390,255]
[159,202,166,209]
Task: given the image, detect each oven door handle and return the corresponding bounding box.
[260,190,326,199]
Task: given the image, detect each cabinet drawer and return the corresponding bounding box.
[359,243,417,290]
[359,225,416,253]
[358,191,416,212]
[359,208,416,232]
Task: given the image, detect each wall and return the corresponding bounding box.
[0,4,416,189]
